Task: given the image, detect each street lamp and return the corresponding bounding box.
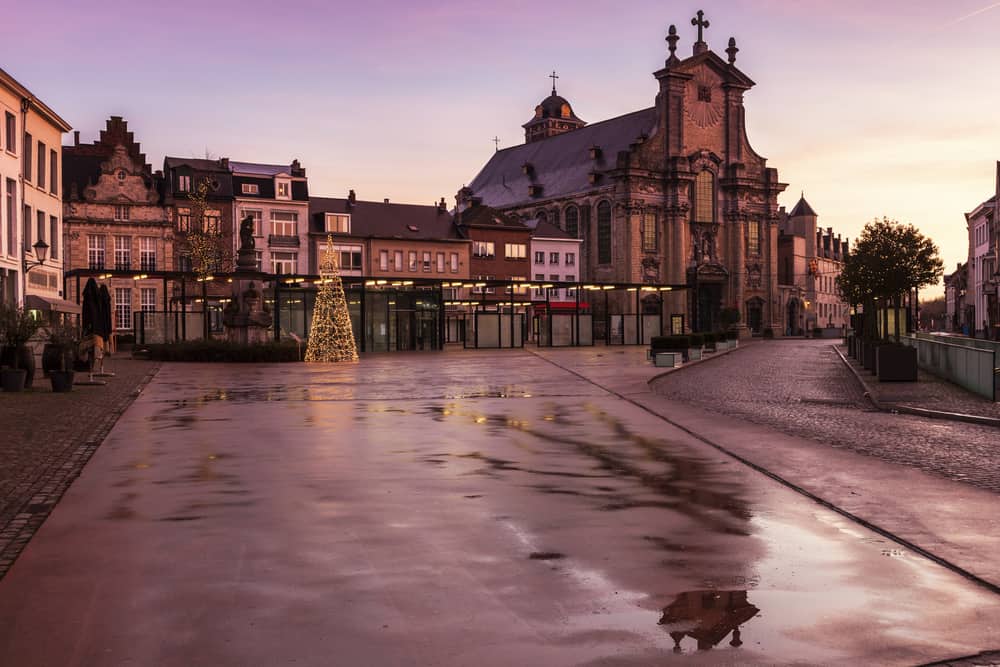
[23,239,49,273]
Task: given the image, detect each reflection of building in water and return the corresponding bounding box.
[658,590,758,651]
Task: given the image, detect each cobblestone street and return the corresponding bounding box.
[651,339,1000,494]
[0,359,158,579]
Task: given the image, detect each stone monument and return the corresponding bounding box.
[223,215,271,344]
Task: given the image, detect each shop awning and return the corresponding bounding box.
[25,294,82,314]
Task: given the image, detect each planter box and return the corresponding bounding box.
[1,368,27,392]
[688,347,703,361]
[654,352,680,368]
[876,345,917,382]
[49,370,75,393]
[861,341,877,371]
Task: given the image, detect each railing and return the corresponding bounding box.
[901,335,996,401]
[268,235,300,247]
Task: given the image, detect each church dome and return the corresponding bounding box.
[533,94,582,122]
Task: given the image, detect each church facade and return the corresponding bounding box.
[463,12,787,335]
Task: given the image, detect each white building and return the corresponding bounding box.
[527,218,583,305]
[0,68,72,310]
[231,160,310,276]
[965,163,999,337]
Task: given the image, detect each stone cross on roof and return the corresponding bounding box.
[549,70,559,95]
[692,10,710,42]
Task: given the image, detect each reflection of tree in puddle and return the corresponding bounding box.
[658,590,759,652]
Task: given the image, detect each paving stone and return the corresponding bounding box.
[651,339,1000,494]
[0,358,158,579]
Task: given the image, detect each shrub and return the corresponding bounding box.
[143,340,302,363]
[763,327,774,339]
[812,327,824,338]
[725,329,739,340]
[703,332,717,345]
[651,335,690,350]
[688,333,704,347]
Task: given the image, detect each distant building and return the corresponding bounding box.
[462,13,788,336]
[776,195,849,335]
[0,67,72,311]
[308,192,469,279]
[944,262,968,333]
[63,117,170,333]
[964,165,999,337]
[454,199,533,306]
[525,218,583,305]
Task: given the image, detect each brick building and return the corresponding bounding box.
[462,12,788,336]
[454,200,532,305]
[63,117,171,333]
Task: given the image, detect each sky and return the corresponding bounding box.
[8,0,1000,297]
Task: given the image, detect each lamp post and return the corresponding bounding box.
[22,239,49,302]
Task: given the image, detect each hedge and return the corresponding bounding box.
[651,335,690,350]
[141,340,303,363]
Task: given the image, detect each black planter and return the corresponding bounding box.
[862,341,878,371]
[877,344,917,382]
[1,368,27,392]
[42,344,62,377]
[49,370,75,392]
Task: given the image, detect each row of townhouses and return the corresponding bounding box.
[946,162,1000,337]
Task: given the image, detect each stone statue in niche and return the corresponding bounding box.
[746,263,762,288]
[641,256,660,282]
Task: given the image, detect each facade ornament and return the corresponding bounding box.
[666,25,680,66]
[726,37,739,65]
[641,255,660,283]
[746,263,762,288]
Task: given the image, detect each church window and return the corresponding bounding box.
[565,205,579,238]
[580,205,590,238]
[641,210,657,252]
[693,171,714,223]
[536,210,547,225]
[597,200,612,264]
[747,221,760,255]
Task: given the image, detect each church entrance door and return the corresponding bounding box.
[787,299,801,336]
[695,284,722,332]
[746,298,763,334]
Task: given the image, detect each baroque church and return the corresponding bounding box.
[462,11,786,335]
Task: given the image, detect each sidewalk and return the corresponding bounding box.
[834,345,1000,425]
[0,358,159,579]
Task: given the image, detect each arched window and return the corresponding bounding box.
[565,205,579,238]
[597,201,612,264]
[692,170,714,223]
[536,209,547,224]
[551,208,560,230]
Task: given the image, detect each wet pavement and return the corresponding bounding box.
[0,350,999,665]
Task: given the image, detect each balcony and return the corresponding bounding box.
[268,234,300,248]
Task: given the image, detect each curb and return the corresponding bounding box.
[648,339,755,383]
[831,345,1000,428]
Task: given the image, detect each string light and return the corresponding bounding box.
[305,235,359,362]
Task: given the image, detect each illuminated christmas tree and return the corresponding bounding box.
[305,236,359,362]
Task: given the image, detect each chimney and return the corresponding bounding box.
[73,130,80,146]
[220,157,229,169]
[437,197,447,213]
[348,189,356,208]
[384,198,389,204]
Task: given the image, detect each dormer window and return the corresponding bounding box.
[521,162,534,176]
[325,213,350,233]
[407,225,419,232]
[177,175,190,192]
[276,180,290,199]
[560,104,571,119]
[528,184,543,197]
[242,183,259,195]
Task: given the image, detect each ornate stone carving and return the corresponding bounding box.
[686,69,724,129]
[746,262,762,288]
[641,255,660,283]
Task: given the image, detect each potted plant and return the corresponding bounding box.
[0,305,41,392]
[44,321,78,392]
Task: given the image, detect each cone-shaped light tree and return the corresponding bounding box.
[305,236,359,362]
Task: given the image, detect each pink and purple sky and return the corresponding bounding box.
[9,0,1000,294]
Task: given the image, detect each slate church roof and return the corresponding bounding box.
[468,107,658,209]
[789,195,817,217]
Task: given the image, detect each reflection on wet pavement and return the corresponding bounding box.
[0,352,998,666]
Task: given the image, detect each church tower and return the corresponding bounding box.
[522,72,586,144]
